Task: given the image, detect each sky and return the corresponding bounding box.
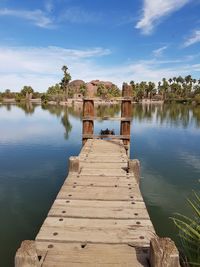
[0,0,200,92]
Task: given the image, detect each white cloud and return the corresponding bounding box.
[0,8,53,28]
[184,30,200,47]
[0,45,199,92]
[0,46,111,91]
[136,0,190,34]
[153,46,168,57]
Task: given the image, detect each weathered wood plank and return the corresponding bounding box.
[80,162,127,169]
[48,199,151,219]
[65,174,138,187]
[79,168,127,176]
[35,243,149,267]
[36,217,154,245]
[57,185,143,201]
[49,199,147,209]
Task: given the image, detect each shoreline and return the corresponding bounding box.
[0,98,164,106]
[1,98,199,106]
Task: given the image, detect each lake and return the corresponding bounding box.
[0,102,200,266]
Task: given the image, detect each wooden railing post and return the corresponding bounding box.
[120,83,132,153]
[82,99,94,145]
[69,156,79,173]
[15,240,41,267]
[150,237,180,267]
[128,159,140,183]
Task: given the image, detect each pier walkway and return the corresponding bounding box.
[16,139,154,266]
[15,84,180,267]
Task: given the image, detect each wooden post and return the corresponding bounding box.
[120,83,132,153]
[150,237,180,267]
[128,159,140,183]
[82,99,94,145]
[15,240,41,267]
[69,156,79,173]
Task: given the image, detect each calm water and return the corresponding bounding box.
[0,102,200,266]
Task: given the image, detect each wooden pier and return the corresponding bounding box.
[15,84,180,267]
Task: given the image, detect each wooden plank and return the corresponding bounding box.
[65,175,138,187]
[79,168,127,176]
[57,185,143,201]
[38,217,154,229]
[35,243,149,267]
[79,157,127,163]
[80,162,127,169]
[82,134,130,140]
[48,199,151,220]
[36,217,154,245]
[49,199,147,209]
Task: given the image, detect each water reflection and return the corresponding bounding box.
[132,103,200,128]
[16,102,37,115]
[61,110,72,139]
[1,103,200,129]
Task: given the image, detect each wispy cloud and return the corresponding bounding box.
[184,29,200,47]
[135,0,190,34]
[0,46,111,91]
[153,46,168,57]
[0,45,199,92]
[0,8,53,28]
[59,7,101,24]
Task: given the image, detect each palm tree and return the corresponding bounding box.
[168,78,172,84]
[61,65,71,100]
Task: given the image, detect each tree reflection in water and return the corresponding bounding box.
[1,102,200,133]
[132,103,200,128]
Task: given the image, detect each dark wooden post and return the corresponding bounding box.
[120,83,132,153]
[82,99,94,145]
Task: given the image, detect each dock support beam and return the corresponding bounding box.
[128,159,140,183]
[82,99,94,145]
[120,83,132,154]
[69,156,79,173]
[15,241,40,267]
[150,237,180,267]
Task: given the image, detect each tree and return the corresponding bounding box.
[97,84,107,99]
[47,83,61,95]
[108,85,120,97]
[168,78,173,84]
[21,86,34,96]
[60,65,71,99]
[79,84,87,97]
[4,89,13,99]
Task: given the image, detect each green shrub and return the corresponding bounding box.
[171,191,200,266]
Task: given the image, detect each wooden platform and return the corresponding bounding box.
[18,139,154,266]
[16,85,181,267]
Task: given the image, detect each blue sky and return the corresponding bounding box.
[0,0,200,91]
